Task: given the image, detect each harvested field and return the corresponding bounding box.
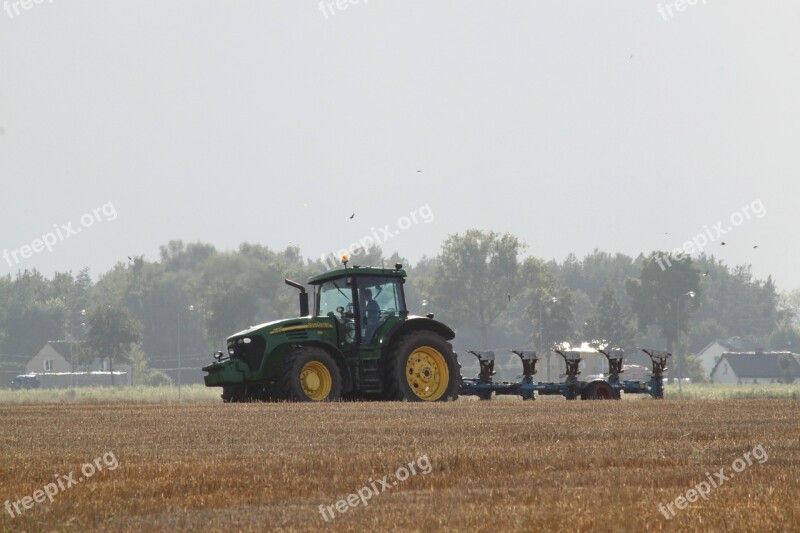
[1,399,798,532]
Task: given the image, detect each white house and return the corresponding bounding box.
[710,352,800,384]
[25,341,75,374]
[24,341,130,388]
[697,337,762,378]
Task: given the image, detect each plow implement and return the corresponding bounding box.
[458,347,670,400]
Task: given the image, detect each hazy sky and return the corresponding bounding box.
[1,2,798,289]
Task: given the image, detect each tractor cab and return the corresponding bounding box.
[311,262,408,349]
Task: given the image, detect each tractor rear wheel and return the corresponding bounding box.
[384,332,459,402]
[279,346,342,402]
[581,381,616,400]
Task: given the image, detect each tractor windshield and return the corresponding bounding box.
[317,279,354,317]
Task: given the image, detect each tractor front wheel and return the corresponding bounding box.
[279,347,342,402]
[222,385,245,403]
[384,332,460,402]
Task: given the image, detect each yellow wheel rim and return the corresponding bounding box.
[405,346,450,401]
[300,361,332,401]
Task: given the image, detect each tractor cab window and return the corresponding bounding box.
[357,277,406,343]
[318,278,357,344]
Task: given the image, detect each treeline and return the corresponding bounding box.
[1,230,797,385]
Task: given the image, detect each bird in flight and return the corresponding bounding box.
[720,242,727,246]
[753,245,759,249]
[349,213,355,219]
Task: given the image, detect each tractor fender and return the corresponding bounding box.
[289,340,355,394]
[382,316,455,354]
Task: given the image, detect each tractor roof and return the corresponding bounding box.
[308,265,407,285]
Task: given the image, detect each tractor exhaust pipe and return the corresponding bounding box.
[285,279,309,317]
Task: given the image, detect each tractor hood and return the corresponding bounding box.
[227,317,335,342]
[228,318,288,340]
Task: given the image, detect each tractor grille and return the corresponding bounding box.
[286,331,308,341]
[227,335,267,372]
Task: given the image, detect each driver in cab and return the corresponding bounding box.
[361,288,381,341]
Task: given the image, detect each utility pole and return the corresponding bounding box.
[540,297,557,381]
[676,291,695,399]
[177,304,194,401]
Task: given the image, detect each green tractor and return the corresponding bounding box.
[202,260,460,402]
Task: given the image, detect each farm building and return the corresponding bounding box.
[710,352,800,384]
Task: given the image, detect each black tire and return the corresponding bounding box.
[222,385,245,403]
[279,346,343,402]
[581,380,616,400]
[384,331,460,402]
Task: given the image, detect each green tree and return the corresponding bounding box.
[553,250,638,305]
[517,257,576,380]
[84,304,142,385]
[778,355,796,384]
[128,343,172,386]
[768,316,800,352]
[780,289,800,328]
[583,284,635,349]
[691,256,781,347]
[626,253,701,351]
[684,354,707,383]
[204,279,259,346]
[519,258,576,348]
[626,253,701,382]
[431,230,523,348]
[0,271,67,357]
